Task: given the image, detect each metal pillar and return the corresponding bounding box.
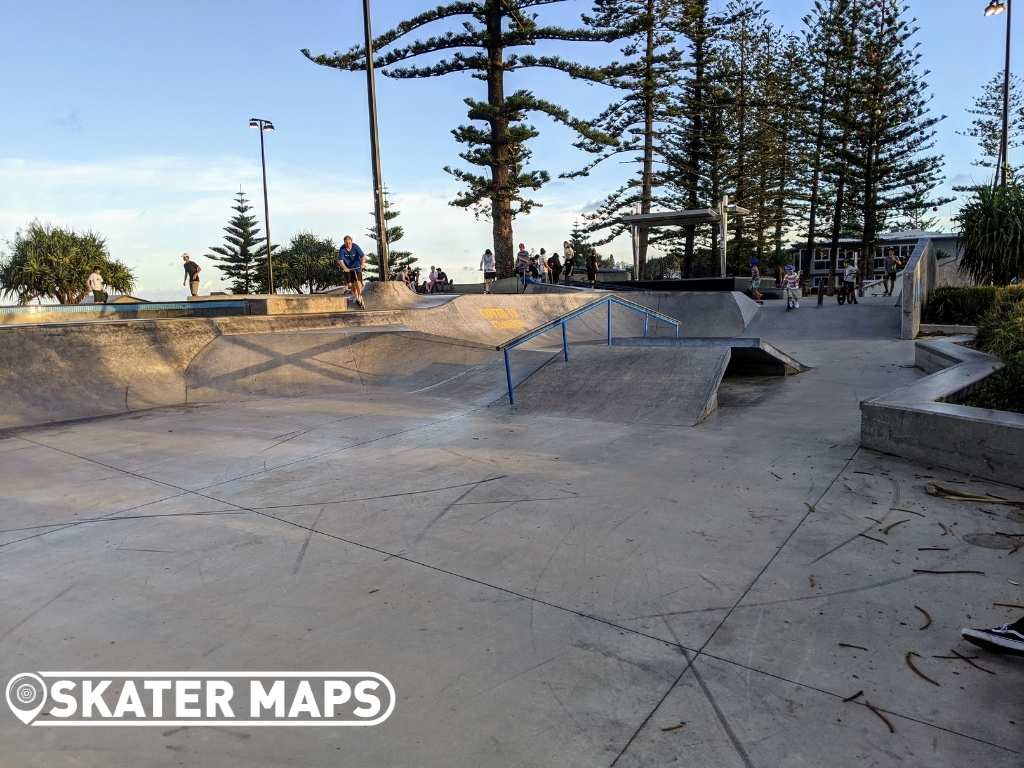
[362,0,390,279]
[1001,0,1013,188]
[719,194,729,278]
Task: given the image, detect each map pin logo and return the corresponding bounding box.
[6,673,47,725]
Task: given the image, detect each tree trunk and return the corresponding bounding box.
[684,5,708,273]
[486,1,514,277]
[638,0,656,280]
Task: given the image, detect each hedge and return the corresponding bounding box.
[922,285,998,325]
[964,288,1024,414]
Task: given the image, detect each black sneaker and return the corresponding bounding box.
[961,623,1024,656]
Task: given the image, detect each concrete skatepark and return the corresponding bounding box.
[1,284,1022,766]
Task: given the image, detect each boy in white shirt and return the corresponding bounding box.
[843,260,859,305]
[86,267,107,304]
[479,249,497,294]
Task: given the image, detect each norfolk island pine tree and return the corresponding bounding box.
[302,1,618,279]
[208,190,277,295]
[364,192,417,281]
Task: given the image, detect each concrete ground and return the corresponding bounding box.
[2,296,1022,767]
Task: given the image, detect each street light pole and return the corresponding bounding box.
[249,117,276,293]
[362,0,390,280]
[986,0,1013,188]
[1002,0,1012,188]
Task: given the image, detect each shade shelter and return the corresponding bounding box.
[622,195,749,278]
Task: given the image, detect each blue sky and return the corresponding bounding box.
[0,0,1012,299]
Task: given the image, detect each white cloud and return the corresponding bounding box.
[0,154,639,300]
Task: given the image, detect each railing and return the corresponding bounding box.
[495,295,681,405]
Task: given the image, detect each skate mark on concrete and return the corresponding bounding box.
[292,506,325,575]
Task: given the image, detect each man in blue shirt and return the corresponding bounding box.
[337,235,367,308]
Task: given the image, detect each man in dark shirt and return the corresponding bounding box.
[586,248,600,288]
[338,236,367,308]
[515,243,531,292]
[182,253,201,296]
[546,250,562,284]
[883,249,902,297]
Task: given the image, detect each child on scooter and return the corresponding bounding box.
[782,264,800,309]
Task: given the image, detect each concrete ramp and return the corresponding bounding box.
[622,292,759,337]
[612,337,809,376]
[504,345,731,426]
[185,329,557,406]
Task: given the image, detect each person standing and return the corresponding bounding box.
[480,249,497,294]
[562,241,576,284]
[782,264,800,309]
[182,253,201,297]
[337,235,367,308]
[516,243,531,292]
[843,259,859,305]
[586,248,600,288]
[86,267,107,304]
[749,258,764,305]
[538,248,551,283]
[546,249,562,284]
[883,248,902,297]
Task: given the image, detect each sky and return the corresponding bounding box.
[0,0,1013,301]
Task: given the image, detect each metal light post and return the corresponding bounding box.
[249,118,276,293]
[362,0,390,280]
[985,0,1012,188]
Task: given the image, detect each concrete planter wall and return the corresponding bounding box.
[861,337,1024,487]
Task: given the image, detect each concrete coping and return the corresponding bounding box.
[878,336,1005,406]
[861,336,1024,486]
[918,323,979,336]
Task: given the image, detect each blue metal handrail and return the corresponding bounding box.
[496,295,681,405]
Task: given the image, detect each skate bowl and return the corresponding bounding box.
[0,292,776,430]
[185,329,559,407]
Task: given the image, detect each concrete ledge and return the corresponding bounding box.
[861,336,1023,487]
[919,323,978,337]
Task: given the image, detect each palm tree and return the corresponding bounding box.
[0,221,135,304]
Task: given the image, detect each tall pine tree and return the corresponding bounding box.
[572,0,688,278]
[208,190,267,295]
[845,0,951,277]
[958,72,1024,180]
[303,1,615,279]
[364,192,417,281]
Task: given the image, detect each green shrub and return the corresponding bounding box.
[922,285,998,324]
[964,351,1024,415]
[975,288,1024,359]
[965,288,1024,414]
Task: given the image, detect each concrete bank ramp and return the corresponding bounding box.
[621,292,759,337]
[521,287,760,338]
[612,337,809,376]
[186,329,556,406]
[0,319,221,429]
[505,345,730,426]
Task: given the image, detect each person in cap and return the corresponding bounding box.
[182,253,201,297]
